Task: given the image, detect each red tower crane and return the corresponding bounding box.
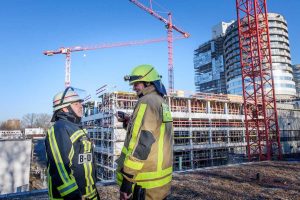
[236,0,282,161]
[43,36,184,87]
[129,0,190,93]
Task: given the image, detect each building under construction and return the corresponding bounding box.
[82,91,244,181]
[82,90,300,182]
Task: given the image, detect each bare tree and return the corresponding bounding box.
[35,113,52,131]
[21,113,52,131]
[0,121,6,129]
[21,113,37,129]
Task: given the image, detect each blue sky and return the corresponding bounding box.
[0,0,299,121]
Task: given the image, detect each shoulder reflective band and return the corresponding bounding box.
[70,130,86,143]
[157,123,165,171]
[127,103,147,154]
[162,103,172,122]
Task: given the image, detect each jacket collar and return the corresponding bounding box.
[55,111,81,125]
[138,85,156,98]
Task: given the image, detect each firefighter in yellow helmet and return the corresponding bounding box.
[45,87,99,200]
[116,65,174,200]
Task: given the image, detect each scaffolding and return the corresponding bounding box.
[82,92,136,181]
[83,91,300,182]
[82,91,250,182]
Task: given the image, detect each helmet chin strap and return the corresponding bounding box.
[67,105,81,121]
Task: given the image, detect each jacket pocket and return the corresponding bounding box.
[133,130,156,160]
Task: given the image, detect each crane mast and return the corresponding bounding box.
[236,0,282,161]
[65,50,71,87]
[129,0,190,93]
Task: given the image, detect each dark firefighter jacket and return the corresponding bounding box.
[45,112,98,200]
[116,85,174,200]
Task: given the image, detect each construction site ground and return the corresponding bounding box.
[97,161,300,200]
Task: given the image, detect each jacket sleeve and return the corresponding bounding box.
[46,125,81,199]
[121,102,158,181]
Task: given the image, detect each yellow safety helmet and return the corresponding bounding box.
[124,64,161,85]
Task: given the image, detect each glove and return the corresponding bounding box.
[133,184,146,200]
[120,177,133,195]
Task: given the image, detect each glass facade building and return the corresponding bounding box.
[223,13,296,100]
[292,64,300,97]
[194,22,233,94]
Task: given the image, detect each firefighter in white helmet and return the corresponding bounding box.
[45,87,99,200]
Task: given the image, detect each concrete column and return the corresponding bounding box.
[188,99,192,113]
[188,99,193,169]
[208,101,213,166]
[242,118,246,143]
[225,102,230,144]
[94,100,98,114]
[179,156,182,171]
[188,99,192,145]
[88,106,91,116]
[190,150,194,169]
[226,116,230,144]
[210,149,214,166]
[227,128,230,144]
[209,118,212,145]
[206,101,211,114]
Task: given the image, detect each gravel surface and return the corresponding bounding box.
[97,161,300,200]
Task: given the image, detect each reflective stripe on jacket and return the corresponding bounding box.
[45,112,98,200]
[116,85,173,199]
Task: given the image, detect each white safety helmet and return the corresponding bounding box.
[52,87,84,112]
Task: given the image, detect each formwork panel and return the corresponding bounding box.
[210,101,225,114]
[229,130,244,143]
[174,151,191,171]
[192,131,209,144]
[190,99,206,113]
[193,149,211,168]
[212,148,229,166]
[174,131,190,145]
[212,131,227,143]
[228,103,242,115]
[170,98,189,112]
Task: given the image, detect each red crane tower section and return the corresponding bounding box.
[43,36,184,87]
[236,0,282,161]
[129,0,190,93]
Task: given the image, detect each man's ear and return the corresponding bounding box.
[62,107,69,112]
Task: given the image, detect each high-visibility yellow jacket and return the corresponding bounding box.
[45,112,98,200]
[116,85,173,200]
